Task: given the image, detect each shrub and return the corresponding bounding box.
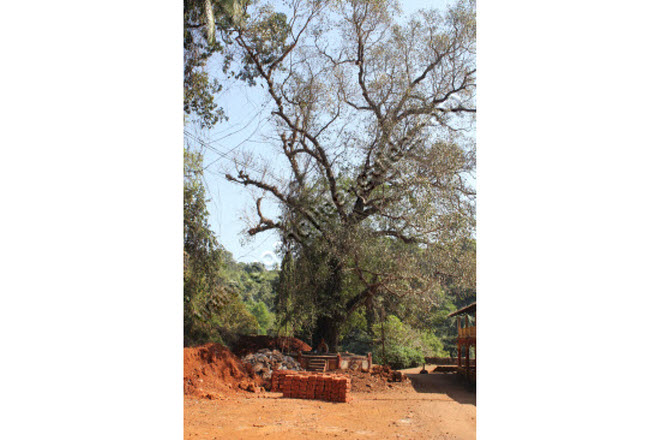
[371,315,447,368]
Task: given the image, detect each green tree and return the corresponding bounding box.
[184,0,289,128]
[371,315,446,369]
[184,0,243,127]
[273,249,318,341]
[248,301,275,334]
[185,147,267,344]
[184,147,225,344]
[227,0,476,350]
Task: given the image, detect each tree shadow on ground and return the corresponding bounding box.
[406,371,475,406]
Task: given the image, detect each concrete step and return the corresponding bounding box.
[307,360,327,372]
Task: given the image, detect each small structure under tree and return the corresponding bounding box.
[296,351,372,373]
[449,302,476,384]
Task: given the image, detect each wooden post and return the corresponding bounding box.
[457,314,462,368]
[367,352,372,371]
[466,342,470,370]
[337,352,342,370]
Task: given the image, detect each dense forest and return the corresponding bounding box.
[184,0,476,369]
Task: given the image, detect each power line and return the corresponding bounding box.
[202,115,270,171]
[237,233,275,261]
[207,100,270,144]
[184,129,288,186]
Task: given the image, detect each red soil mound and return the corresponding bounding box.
[326,365,412,393]
[232,335,312,357]
[370,365,407,382]
[184,343,264,399]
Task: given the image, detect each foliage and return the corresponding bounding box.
[370,315,447,369]
[184,147,226,344]
[248,301,275,334]
[222,260,277,305]
[211,289,261,336]
[184,145,471,352]
[340,323,373,355]
[272,250,319,341]
[184,0,236,127]
[184,147,280,345]
[372,345,424,370]
[226,0,477,350]
[184,0,290,128]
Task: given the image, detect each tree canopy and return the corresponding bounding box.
[184,0,289,128]
[183,0,477,366]
[224,0,476,350]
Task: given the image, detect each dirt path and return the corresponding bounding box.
[184,366,475,440]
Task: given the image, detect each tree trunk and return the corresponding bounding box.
[365,293,378,337]
[313,257,344,352]
[314,315,341,352]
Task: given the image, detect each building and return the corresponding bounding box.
[449,302,476,384]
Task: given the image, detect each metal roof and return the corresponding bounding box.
[448,301,476,317]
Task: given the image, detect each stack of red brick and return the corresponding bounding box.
[271,370,321,392]
[271,370,351,402]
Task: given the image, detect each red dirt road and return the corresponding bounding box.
[184,366,476,440]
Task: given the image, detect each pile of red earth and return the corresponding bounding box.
[330,365,412,393]
[184,343,265,399]
[231,335,312,357]
[370,365,408,382]
[272,370,352,403]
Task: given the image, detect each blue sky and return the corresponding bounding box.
[192,0,453,265]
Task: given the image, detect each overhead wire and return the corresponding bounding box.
[184,129,288,186]
[185,129,284,263]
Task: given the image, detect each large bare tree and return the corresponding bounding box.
[225,0,476,350]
